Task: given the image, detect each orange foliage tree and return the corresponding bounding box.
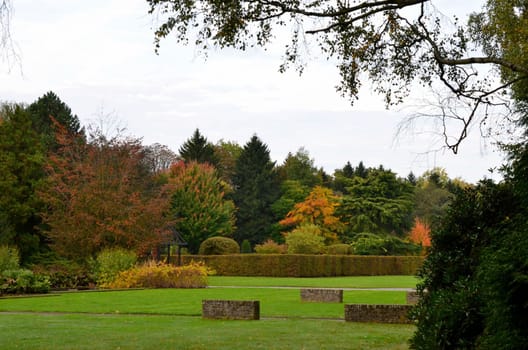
[408,217,431,247]
[38,123,172,261]
[279,186,344,242]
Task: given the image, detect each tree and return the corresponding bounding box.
[413,168,456,228]
[166,160,236,254]
[26,91,85,151]
[279,186,345,243]
[38,123,171,261]
[213,139,243,185]
[231,135,280,245]
[0,104,45,262]
[178,128,217,166]
[342,161,355,179]
[338,167,415,236]
[407,217,431,248]
[146,0,528,152]
[142,143,178,175]
[271,180,311,221]
[277,147,321,187]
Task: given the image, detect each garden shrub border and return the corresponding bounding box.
[181,254,423,277]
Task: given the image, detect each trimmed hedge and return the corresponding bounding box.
[199,237,240,255]
[181,254,424,277]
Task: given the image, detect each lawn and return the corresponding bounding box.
[0,276,416,349]
[208,275,419,289]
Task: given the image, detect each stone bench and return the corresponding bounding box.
[300,288,343,303]
[344,304,413,324]
[202,300,260,320]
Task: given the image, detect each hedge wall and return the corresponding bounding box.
[180,254,424,277]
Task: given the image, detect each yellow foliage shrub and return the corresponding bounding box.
[108,261,210,289]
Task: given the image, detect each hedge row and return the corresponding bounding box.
[181,254,424,277]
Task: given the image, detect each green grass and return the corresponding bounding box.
[208,275,419,288]
[0,313,414,350]
[0,276,417,349]
[0,288,406,318]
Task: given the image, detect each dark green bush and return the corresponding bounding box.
[241,239,252,253]
[409,181,522,349]
[325,244,351,255]
[350,233,421,256]
[0,268,50,295]
[31,260,93,289]
[198,237,240,255]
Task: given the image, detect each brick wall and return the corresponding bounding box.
[344,304,413,324]
[300,288,343,303]
[202,300,260,320]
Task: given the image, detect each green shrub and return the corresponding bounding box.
[109,261,210,289]
[93,248,137,288]
[326,244,351,255]
[0,268,50,295]
[0,245,20,273]
[31,259,94,289]
[254,240,287,254]
[198,237,240,255]
[350,233,421,256]
[285,224,325,254]
[241,239,252,253]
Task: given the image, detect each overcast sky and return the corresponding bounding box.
[0,0,507,183]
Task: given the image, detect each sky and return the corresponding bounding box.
[0,0,507,183]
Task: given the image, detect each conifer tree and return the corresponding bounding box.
[0,104,46,261]
[27,91,85,151]
[178,128,217,166]
[231,135,279,245]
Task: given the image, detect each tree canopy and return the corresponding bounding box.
[147,0,528,153]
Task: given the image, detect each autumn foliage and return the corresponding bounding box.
[280,186,344,242]
[108,261,209,289]
[38,123,172,260]
[408,217,431,247]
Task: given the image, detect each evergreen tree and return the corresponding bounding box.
[178,128,217,166]
[27,91,85,151]
[338,167,414,236]
[406,172,417,186]
[232,135,279,245]
[342,161,354,178]
[0,104,46,261]
[354,161,368,178]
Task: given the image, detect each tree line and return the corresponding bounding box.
[0,91,461,262]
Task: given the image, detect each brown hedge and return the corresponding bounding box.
[180,254,424,277]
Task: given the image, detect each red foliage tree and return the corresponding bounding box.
[38,122,172,261]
